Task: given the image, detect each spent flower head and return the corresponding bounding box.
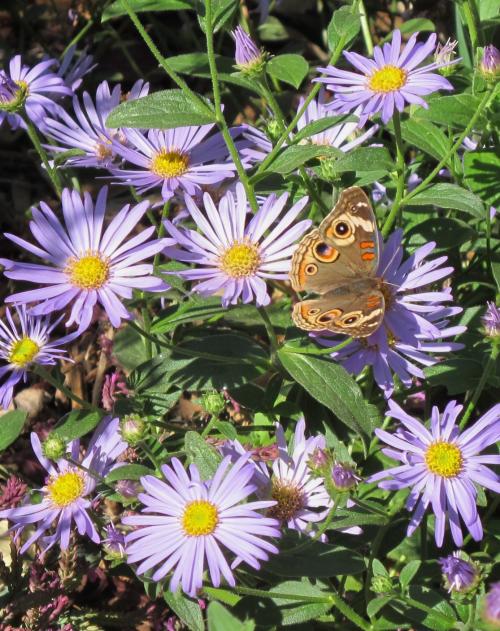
[434,38,459,76]
[369,399,500,547]
[439,552,479,593]
[2,186,169,332]
[316,30,457,125]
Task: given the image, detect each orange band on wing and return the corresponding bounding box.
[366,295,381,308]
[361,252,375,261]
[360,241,375,249]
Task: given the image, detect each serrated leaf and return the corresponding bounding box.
[106,89,215,129]
[399,560,421,590]
[408,184,485,218]
[207,601,254,631]
[105,464,153,483]
[163,589,204,631]
[102,0,193,21]
[278,350,374,448]
[184,430,221,479]
[0,410,27,451]
[53,410,104,442]
[327,6,360,51]
[267,54,309,88]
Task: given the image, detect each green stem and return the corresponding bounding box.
[283,337,353,356]
[381,110,405,238]
[464,598,477,631]
[119,0,211,115]
[254,0,360,177]
[358,0,373,56]
[459,341,499,429]
[232,585,331,603]
[461,0,481,51]
[329,591,371,631]
[352,497,389,518]
[61,18,94,58]
[142,307,153,360]
[33,365,93,410]
[204,0,258,212]
[24,117,63,197]
[401,84,499,206]
[140,440,162,473]
[282,498,338,555]
[201,414,219,438]
[257,305,279,362]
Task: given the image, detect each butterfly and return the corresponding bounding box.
[290,186,385,338]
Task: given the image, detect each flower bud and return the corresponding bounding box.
[483,582,500,627]
[308,447,331,474]
[0,72,28,113]
[42,433,67,460]
[482,302,500,338]
[331,462,360,491]
[200,390,226,417]
[439,552,479,593]
[232,26,267,75]
[119,414,146,446]
[480,45,500,79]
[371,575,393,594]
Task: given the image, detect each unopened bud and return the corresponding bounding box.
[200,390,226,417]
[119,414,146,446]
[42,433,67,460]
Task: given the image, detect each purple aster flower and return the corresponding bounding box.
[122,455,280,596]
[369,399,500,547]
[109,124,237,202]
[0,416,127,553]
[439,552,478,593]
[164,183,311,306]
[0,55,71,130]
[481,45,500,77]
[232,26,266,72]
[220,419,362,538]
[482,302,500,338]
[1,186,169,332]
[316,30,457,125]
[313,229,466,398]
[0,305,78,410]
[103,523,126,556]
[45,80,149,168]
[56,45,96,92]
[484,582,500,626]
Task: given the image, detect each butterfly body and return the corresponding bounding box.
[290,187,385,338]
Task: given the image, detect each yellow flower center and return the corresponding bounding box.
[181,500,219,536]
[219,242,261,278]
[9,337,40,367]
[368,65,407,93]
[66,253,110,290]
[150,149,189,178]
[0,79,29,112]
[95,140,113,161]
[47,471,85,507]
[268,480,305,523]
[425,441,463,478]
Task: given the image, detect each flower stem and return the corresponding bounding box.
[459,340,499,429]
[257,306,279,363]
[401,84,499,206]
[204,0,259,213]
[33,365,93,410]
[231,585,332,603]
[329,590,371,631]
[24,117,63,197]
[461,0,481,51]
[119,0,211,115]
[358,0,373,56]
[254,0,361,176]
[381,110,405,238]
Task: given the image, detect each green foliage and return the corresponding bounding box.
[267,54,309,89]
[0,410,27,451]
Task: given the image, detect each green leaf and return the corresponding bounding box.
[106,89,215,130]
[277,350,374,447]
[265,144,342,174]
[399,119,450,161]
[266,541,365,577]
[330,506,387,529]
[406,217,476,250]
[408,184,485,218]
[399,560,421,590]
[0,410,27,451]
[398,18,435,34]
[332,147,393,174]
[184,430,221,479]
[327,6,360,51]
[197,0,239,32]
[53,409,104,442]
[168,53,257,91]
[105,464,153,483]
[367,596,394,618]
[129,356,182,415]
[207,602,254,631]
[267,54,309,88]
[203,586,241,606]
[114,324,150,371]
[425,359,482,394]
[404,585,457,630]
[270,580,333,625]
[463,150,500,208]
[292,114,356,144]
[492,262,500,291]
[102,0,193,21]
[151,296,224,333]
[213,421,237,440]
[415,94,484,129]
[258,16,290,42]
[163,589,204,631]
